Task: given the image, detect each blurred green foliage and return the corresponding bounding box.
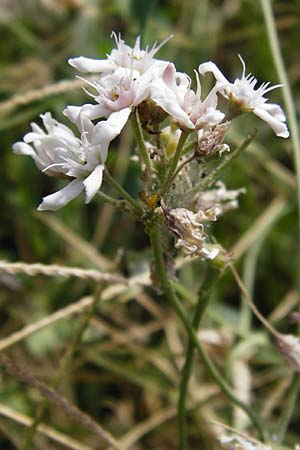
[0,1,299,449]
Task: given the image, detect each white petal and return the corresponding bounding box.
[198,62,229,84]
[37,179,84,211]
[151,80,194,129]
[195,107,224,128]
[253,106,290,138]
[260,102,286,121]
[68,57,114,73]
[92,108,131,144]
[13,142,35,156]
[83,164,104,203]
[63,105,83,124]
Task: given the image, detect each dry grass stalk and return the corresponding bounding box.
[0,260,128,284]
[0,353,124,450]
[0,403,93,450]
[0,79,84,116]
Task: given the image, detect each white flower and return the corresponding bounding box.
[13,109,130,210]
[199,56,289,138]
[68,32,171,75]
[150,63,224,130]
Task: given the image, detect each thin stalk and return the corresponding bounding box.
[131,108,152,172]
[260,0,300,240]
[229,264,280,339]
[260,3,300,436]
[187,131,256,196]
[97,190,130,212]
[104,169,144,215]
[171,154,195,184]
[178,269,219,450]
[161,130,189,196]
[21,290,102,450]
[276,373,300,443]
[149,226,266,441]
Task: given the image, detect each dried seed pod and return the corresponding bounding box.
[196,122,231,157]
[161,200,220,260]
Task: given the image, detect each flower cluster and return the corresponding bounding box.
[13,33,289,258]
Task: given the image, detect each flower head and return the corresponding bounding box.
[199,56,289,138]
[150,63,224,131]
[13,110,129,210]
[68,32,171,75]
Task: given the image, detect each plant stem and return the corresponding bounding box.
[187,131,256,196]
[178,269,219,450]
[161,130,189,196]
[276,373,300,443]
[149,226,266,442]
[131,108,152,172]
[104,169,144,215]
[97,190,131,212]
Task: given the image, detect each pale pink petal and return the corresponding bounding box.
[151,80,194,129]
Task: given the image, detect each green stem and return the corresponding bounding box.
[276,373,300,444]
[104,169,144,215]
[97,190,131,212]
[178,269,219,450]
[149,226,266,442]
[161,130,189,196]
[130,108,152,172]
[187,131,256,196]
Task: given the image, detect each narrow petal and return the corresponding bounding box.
[260,102,286,122]
[83,164,104,203]
[151,81,194,129]
[37,180,84,211]
[198,62,229,84]
[68,57,114,73]
[13,142,36,156]
[254,106,289,138]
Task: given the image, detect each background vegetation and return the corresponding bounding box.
[0,0,299,449]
